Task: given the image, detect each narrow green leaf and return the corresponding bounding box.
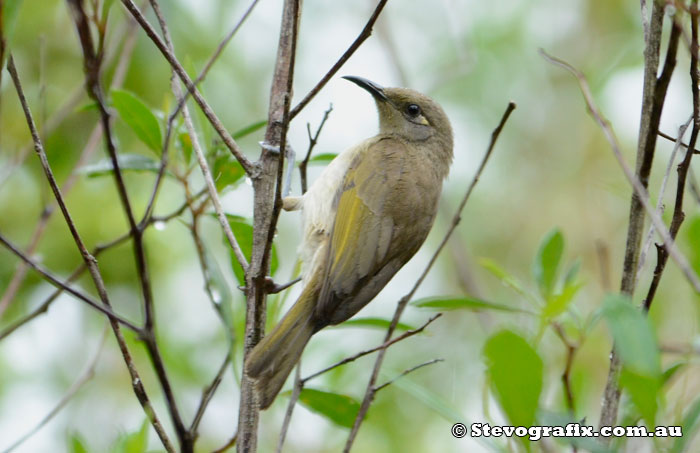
[1,0,24,65]
[335,317,416,332]
[111,89,163,153]
[483,330,542,427]
[68,433,89,453]
[178,131,193,164]
[671,397,700,453]
[602,294,661,425]
[563,258,582,286]
[213,151,245,192]
[686,215,700,275]
[541,282,582,320]
[662,362,686,386]
[101,0,116,24]
[307,153,338,165]
[479,258,533,301]
[114,419,149,453]
[79,154,160,177]
[233,120,267,140]
[533,228,564,299]
[413,296,525,313]
[297,388,360,428]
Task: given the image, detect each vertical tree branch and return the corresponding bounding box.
[599,4,681,429]
[238,1,300,451]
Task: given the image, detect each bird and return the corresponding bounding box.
[245,76,454,409]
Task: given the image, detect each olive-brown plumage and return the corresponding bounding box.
[245,76,454,408]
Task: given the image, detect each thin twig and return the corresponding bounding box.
[539,49,700,293]
[642,1,700,312]
[300,104,333,193]
[637,116,692,283]
[344,101,516,452]
[288,0,389,120]
[552,323,577,415]
[373,358,443,393]
[190,349,232,433]
[276,363,303,453]
[658,129,700,153]
[1,325,109,453]
[119,0,256,175]
[0,233,141,333]
[302,314,442,383]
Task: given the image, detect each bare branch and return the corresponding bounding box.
[276,364,303,453]
[300,104,333,193]
[539,49,700,293]
[373,358,443,393]
[119,0,256,175]
[302,314,442,383]
[344,101,516,452]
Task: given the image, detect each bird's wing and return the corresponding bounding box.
[315,137,433,325]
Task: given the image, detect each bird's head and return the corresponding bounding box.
[343,76,454,151]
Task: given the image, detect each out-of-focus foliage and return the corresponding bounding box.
[0,0,699,452]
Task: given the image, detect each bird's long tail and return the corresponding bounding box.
[245,287,317,409]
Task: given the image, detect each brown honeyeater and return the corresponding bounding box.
[245,76,454,409]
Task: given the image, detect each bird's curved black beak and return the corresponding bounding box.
[342,75,389,103]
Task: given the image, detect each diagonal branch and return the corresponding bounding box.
[289,0,389,119]
[344,101,516,452]
[119,0,256,176]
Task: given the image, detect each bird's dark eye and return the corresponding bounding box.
[406,104,421,117]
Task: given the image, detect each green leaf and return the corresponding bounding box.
[671,397,700,453]
[533,228,564,299]
[413,296,526,313]
[224,215,278,285]
[68,433,89,453]
[541,282,582,320]
[662,362,686,386]
[111,89,163,153]
[233,120,267,140]
[686,215,700,275]
[335,317,416,332]
[297,388,360,428]
[483,330,542,427]
[79,154,160,177]
[213,151,245,192]
[101,0,116,24]
[479,258,534,302]
[1,0,24,65]
[307,153,338,165]
[602,294,660,378]
[113,419,149,453]
[177,131,193,164]
[602,294,661,425]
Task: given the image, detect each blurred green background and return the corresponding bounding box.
[1,0,699,452]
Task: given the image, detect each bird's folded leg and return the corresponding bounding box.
[236,276,301,294]
[259,140,296,198]
[264,276,302,294]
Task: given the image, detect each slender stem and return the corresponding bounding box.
[119,0,256,175]
[300,104,333,194]
[373,358,443,393]
[276,364,303,453]
[344,101,516,452]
